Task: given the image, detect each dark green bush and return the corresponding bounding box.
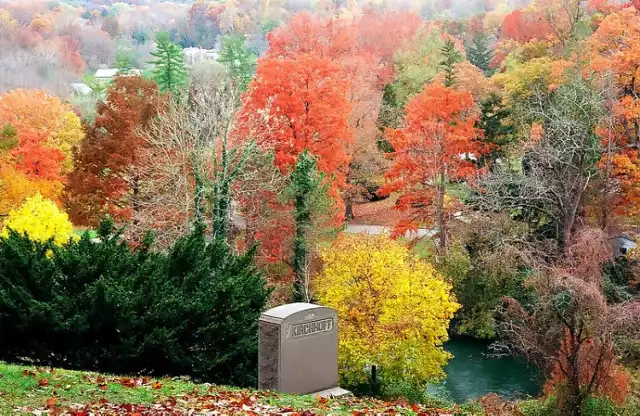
[581,397,615,416]
[602,257,636,303]
[0,221,270,386]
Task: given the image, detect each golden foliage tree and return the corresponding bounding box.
[2,193,74,246]
[0,164,62,217]
[0,88,84,173]
[316,234,460,387]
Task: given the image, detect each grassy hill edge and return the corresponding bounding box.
[0,362,483,415]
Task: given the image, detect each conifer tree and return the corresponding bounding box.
[440,39,462,88]
[477,92,515,168]
[115,47,135,74]
[289,150,327,302]
[218,35,257,90]
[467,34,494,76]
[149,32,188,96]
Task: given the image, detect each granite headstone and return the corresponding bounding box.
[258,303,348,396]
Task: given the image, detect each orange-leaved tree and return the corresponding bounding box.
[0,89,84,217]
[379,49,483,256]
[265,12,356,61]
[238,55,353,212]
[65,76,162,226]
[236,54,352,285]
[264,11,413,219]
[0,89,84,174]
[589,7,640,220]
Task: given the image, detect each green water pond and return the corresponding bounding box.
[429,336,541,403]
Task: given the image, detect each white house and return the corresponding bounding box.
[94,68,119,80]
[94,68,142,82]
[183,47,221,65]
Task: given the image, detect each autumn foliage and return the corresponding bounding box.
[0,89,84,173]
[65,77,162,226]
[316,234,459,387]
[379,82,482,244]
[2,193,74,246]
[544,334,630,406]
[239,56,352,188]
[0,89,84,217]
[237,55,353,271]
[502,9,552,44]
[589,7,640,218]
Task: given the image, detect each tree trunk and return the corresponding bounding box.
[192,158,203,224]
[436,182,446,256]
[565,374,583,416]
[564,333,583,416]
[292,191,310,302]
[435,159,447,260]
[345,201,354,221]
[563,220,573,254]
[131,176,140,226]
[213,180,230,244]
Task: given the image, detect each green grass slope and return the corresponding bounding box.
[0,363,477,415]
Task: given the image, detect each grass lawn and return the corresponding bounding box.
[0,362,467,415]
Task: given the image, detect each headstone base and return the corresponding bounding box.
[310,387,352,398]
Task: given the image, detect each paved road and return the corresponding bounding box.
[345,224,434,238]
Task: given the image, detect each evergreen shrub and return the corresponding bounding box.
[0,221,269,386]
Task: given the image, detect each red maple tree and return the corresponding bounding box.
[236,54,352,277]
[502,9,553,44]
[238,55,353,199]
[379,82,483,253]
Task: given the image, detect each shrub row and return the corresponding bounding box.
[0,222,270,387]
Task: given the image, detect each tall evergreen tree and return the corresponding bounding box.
[149,32,188,96]
[115,47,135,74]
[289,150,327,302]
[467,34,494,76]
[218,35,257,91]
[440,39,462,88]
[477,92,515,168]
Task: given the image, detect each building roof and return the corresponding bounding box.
[70,83,92,95]
[94,68,142,79]
[94,68,119,79]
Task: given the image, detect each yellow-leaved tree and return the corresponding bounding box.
[316,234,460,388]
[2,194,74,246]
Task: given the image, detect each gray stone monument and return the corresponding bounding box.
[259,302,350,397]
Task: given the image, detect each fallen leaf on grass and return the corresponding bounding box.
[45,397,58,408]
[22,369,36,377]
[151,381,163,390]
[120,378,137,388]
[37,378,49,387]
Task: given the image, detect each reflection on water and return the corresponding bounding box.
[428,336,541,403]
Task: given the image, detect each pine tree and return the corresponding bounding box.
[289,150,327,302]
[477,92,515,168]
[218,35,257,90]
[149,32,188,96]
[115,47,135,74]
[467,34,494,76]
[440,39,462,88]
